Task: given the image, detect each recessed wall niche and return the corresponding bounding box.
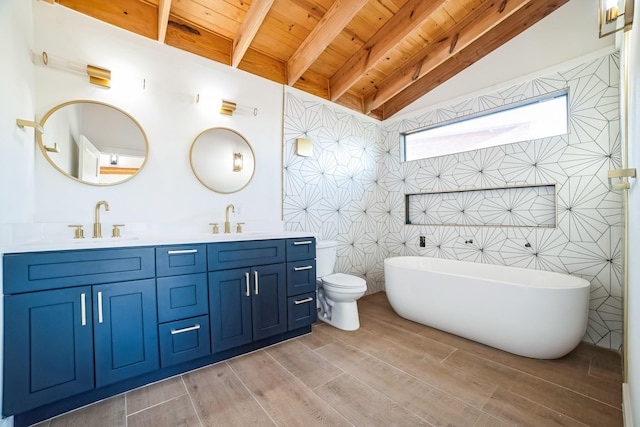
[406,184,557,228]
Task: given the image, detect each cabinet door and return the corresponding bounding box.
[94,279,159,387]
[3,287,94,416]
[251,263,287,341]
[209,268,252,353]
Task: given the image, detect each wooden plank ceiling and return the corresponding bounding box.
[54,0,568,120]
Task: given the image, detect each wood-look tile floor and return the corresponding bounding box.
[34,292,623,427]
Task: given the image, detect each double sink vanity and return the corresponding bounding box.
[2,230,317,426]
[7,95,300,425]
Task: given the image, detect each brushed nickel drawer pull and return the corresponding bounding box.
[81,293,87,326]
[293,240,313,245]
[97,291,103,324]
[294,297,313,305]
[167,249,198,254]
[245,272,250,297]
[294,265,313,271]
[171,324,201,335]
[254,271,259,295]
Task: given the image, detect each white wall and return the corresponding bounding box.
[0,0,35,424]
[26,1,285,241]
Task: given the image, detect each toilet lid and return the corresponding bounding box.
[322,273,367,289]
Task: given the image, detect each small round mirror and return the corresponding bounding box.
[38,100,148,185]
[190,127,256,194]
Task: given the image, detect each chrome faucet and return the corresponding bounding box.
[224,204,235,233]
[93,200,110,238]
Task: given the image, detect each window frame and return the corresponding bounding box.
[401,89,570,162]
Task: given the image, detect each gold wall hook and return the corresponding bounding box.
[44,142,60,153]
[16,119,44,133]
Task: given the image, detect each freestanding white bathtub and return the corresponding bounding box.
[384,256,590,359]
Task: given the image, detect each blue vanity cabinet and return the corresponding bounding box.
[155,245,211,367]
[2,247,156,416]
[3,237,317,424]
[93,279,159,387]
[286,238,317,330]
[208,240,287,353]
[3,287,95,416]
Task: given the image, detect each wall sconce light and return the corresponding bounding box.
[220,100,237,116]
[599,0,634,38]
[295,137,313,157]
[40,51,112,88]
[233,152,243,172]
[86,64,111,88]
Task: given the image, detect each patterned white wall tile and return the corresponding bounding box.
[282,52,623,351]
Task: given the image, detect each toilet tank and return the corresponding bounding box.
[316,240,337,277]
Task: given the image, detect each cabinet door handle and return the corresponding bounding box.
[97,291,103,324]
[80,293,87,326]
[171,324,201,335]
[167,249,198,254]
[254,271,259,295]
[245,272,250,297]
[294,297,313,305]
[294,265,313,271]
[293,240,313,245]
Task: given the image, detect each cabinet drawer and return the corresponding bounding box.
[3,248,155,294]
[156,245,206,277]
[157,273,208,323]
[286,238,316,261]
[159,315,210,367]
[286,261,316,296]
[208,240,285,271]
[287,291,317,331]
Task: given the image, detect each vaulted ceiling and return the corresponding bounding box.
[51,0,568,120]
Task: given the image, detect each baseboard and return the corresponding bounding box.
[623,383,633,427]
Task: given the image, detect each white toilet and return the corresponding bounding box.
[316,240,367,331]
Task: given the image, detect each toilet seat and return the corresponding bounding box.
[322,273,367,290]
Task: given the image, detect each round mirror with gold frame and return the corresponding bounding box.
[37,100,149,185]
[190,127,256,194]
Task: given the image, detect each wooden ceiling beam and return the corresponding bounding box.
[158,0,172,43]
[364,0,565,115]
[380,0,569,118]
[232,0,276,68]
[287,0,369,86]
[330,0,447,102]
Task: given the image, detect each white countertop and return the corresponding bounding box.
[1,231,317,254]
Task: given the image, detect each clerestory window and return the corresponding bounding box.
[402,90,569,161]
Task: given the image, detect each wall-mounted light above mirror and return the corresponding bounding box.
[37,100,149,185]
[190,127,255,194]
